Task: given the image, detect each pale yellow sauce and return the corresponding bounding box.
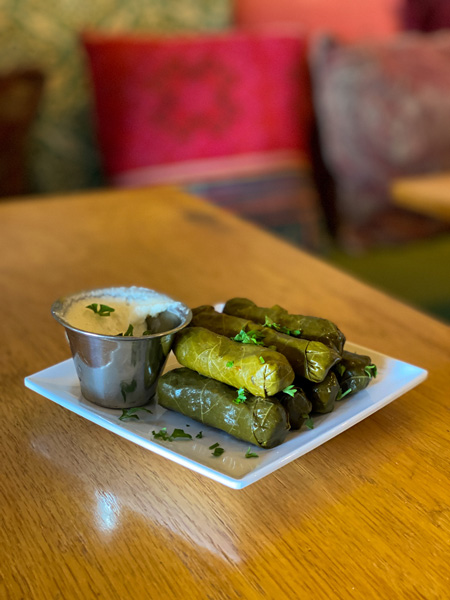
[62,287,177,336]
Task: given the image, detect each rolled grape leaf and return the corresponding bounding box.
[192,305,341,383]
[302,371,340,414]
[334,350,377,398]
[173,326,294,396]
[157,367,289,448]
[223,297,345,354]
[276,387,312,430]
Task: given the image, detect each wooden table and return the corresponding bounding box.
[1,186,449,599]
[392,172,450,221]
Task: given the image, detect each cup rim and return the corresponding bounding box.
[51,286,192,341]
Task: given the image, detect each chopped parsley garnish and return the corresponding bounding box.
[365,364,378,378]
[170,428,193,440]
[336,388,352,401]
[259,356,265,364]
[86,303,115,317]
[264,316,301,337]
[152,427,192,441]
[245,448,259,458]
[232,329,265,346]
[209,443,224,457]
[302,414,314,429]
[142,330,152,336]
[119,406,152,421]
[282,384,297,397]
[152,427,170,440]
[117,324,134,337]
[196,431,203,439]
[235,388,247,403]
[226,361,234,368]
[336,363,346,377]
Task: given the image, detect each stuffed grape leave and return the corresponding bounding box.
[157,367,290,448]
[223,297,345,354]
[276,387,312,430]
[173,326,294,397]
[192,305,341,383]
[302,371,340,414]
[335,350,377,398]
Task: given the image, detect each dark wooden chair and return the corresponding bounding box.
[0,69,45,197]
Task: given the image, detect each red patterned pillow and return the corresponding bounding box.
[310,32,450,227]
[82,30,312,185]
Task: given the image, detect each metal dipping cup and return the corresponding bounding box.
[51,287,192,409]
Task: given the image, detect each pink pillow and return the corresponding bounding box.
[235,0,401,43]
[82,30,312,185]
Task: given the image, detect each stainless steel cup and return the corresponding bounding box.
[51,287,192,409]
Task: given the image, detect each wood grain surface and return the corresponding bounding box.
[392,172,450,221]
[1,186,449,600]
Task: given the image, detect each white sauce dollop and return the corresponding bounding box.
[60,286,180,336]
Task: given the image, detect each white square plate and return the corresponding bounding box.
[24,342,427,489]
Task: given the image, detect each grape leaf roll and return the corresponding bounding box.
[192,305,340,382]
[223,297,345,354]
[302,371,341,414]
[173,326,295,396]
[335,350,377,398]
[157,367,290,448]
[275,387,312,430]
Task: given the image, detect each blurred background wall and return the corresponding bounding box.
[0,0,231,193]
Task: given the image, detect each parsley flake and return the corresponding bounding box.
[170,428,192,440]
[208,443,224,457]
[235,388,247,403]
[282,384,297,397]
[86,303,115,317]
[119,406,152,421]
[245,448,259,458]
[152,427,192,442]
[196,431,203,439]
[336,363,346,377]
[259,356,265,364]
[365,364,378,378]
[336,388,352,401]
[226,361,234,368]
[152,427,170,441]
[117,324,134,337]
[264,316,301,337]
[208,442,225,456]
[232,329,265,346]
[302,415,314,429]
